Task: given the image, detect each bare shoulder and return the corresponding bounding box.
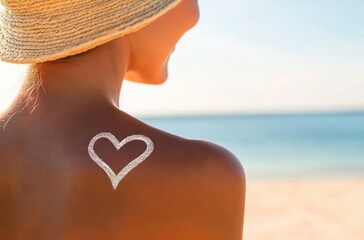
[132,116,246,238]
[134,115,246,185]
[118,111,246,187]
[178,139,246,239]
[185,138,246,199]
[143,125,247,239]
[189,139,246,180]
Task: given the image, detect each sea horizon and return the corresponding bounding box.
[136,108,364,119]
[138,110,364,180]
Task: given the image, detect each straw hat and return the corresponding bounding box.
[0,0,182,64]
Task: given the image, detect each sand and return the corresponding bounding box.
[243,177,364,240]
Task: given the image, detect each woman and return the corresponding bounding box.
[0,0,246,239]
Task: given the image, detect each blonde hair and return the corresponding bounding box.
[0,63,42,129]
[23,63,43,111]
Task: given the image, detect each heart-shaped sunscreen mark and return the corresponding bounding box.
[88,132,154,190]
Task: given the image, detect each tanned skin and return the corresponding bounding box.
[0,0,245,239]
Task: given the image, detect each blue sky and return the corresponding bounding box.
[1,0,363,116]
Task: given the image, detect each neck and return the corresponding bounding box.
[38,37,130,109]
[29,38,128,109]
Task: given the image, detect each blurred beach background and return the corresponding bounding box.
[0,0,363,239]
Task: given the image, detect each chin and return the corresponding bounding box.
[125,68,168,85]
[151,70,169,85]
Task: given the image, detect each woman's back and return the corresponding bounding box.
[0,105,245,240]
[0,0,245,238]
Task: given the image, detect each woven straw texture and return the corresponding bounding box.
[0,0,182,64]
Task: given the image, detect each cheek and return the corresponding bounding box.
[126,0,200,66]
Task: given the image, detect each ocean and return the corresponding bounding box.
[139,112,364,179]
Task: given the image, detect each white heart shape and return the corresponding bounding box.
[88,132,154,190]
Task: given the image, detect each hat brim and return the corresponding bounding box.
[0,0,182,64]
